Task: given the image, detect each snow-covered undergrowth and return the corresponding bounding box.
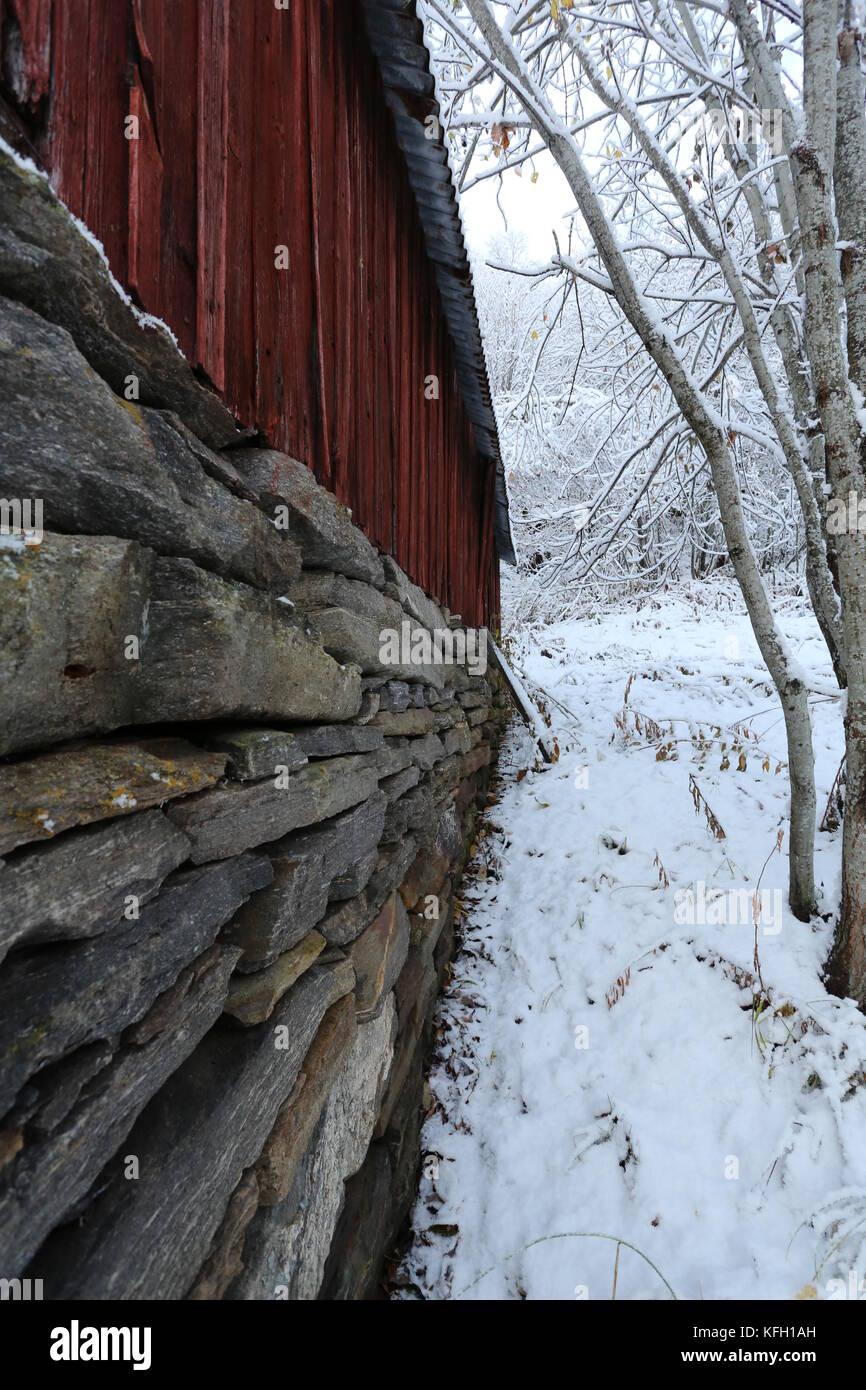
[396,582,866,1301]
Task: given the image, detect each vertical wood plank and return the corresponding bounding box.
[127,65,163,308]
[134,0,198,359]
[307,0,335,490]
[47,0,90,215]
[196,0,228,393]
[9,0,52,106]
[224,0,255,428]
[82,0,130,284]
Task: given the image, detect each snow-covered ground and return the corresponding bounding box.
[396,582,866,1301]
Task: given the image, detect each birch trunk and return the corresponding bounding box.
[466,0,816,919]
[571,21,843,687]
[732,0,866,997]
[669,0,844,685]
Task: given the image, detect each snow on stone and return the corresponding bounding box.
[0,134,180,349]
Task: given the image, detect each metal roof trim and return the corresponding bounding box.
[361,0,516,568]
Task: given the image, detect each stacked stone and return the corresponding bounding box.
[0,149,508,1299]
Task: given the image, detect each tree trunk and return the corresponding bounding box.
[466,0,817,919]
[731,0,866,992]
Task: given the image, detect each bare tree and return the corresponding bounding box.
[728,0,866,1000]
[427,0,819,918]
[426,0,866,991]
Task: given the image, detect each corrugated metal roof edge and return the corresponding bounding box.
[361,0,517,569]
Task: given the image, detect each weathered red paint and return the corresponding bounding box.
[8,0,51,105]
[3,0,500,625]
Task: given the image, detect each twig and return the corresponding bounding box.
[457,1230,678,1299]
[819,755,846,833]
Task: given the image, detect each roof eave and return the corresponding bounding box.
[361,0,516,568]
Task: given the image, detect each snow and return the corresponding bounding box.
[848,380,866,439]
[489,637,556,763]
[0,134,180,348]
[397,583,866,1301]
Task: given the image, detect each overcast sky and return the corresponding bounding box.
[460,145,577,266]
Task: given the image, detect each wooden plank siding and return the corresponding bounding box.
[3,0,500,625]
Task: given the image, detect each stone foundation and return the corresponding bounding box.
[0,147,509,1300]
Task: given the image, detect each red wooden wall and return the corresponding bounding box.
[2,0,500,626]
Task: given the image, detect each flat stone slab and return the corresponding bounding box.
[349,892,410,1023]
[328,848,378,901]
[208,729,308,781]
[371,708,436,737]
[433,707,464,732]
[318,836,416,947]
[310,608,447,687]
[443,723,473,756]
[375,681,411,713]
[290,572,402,628]
[380,766,421,804]
[0,852,271,1115]
[0,535,361,757]
[374,742,415,779]
[1,944,238,1278]
[290,725,383,758]
[0,533,150,757]
[223,792,387,970]
[381,555,447,635]
[0,809,190,963]
[223,845,329,969]
[0,149,238,449]
[223,931,327,1026]
[459,684,491,709]
[136,556,363,729]
[0,737,226,856]
[408,878,453,951]
[230,448,385,586]
[288,792,387,885]
[255,995,357,1206]
[408,732,446,771]
[167,754,381,864]
[382,784,434,846]
[187,1170,260,1301]
[399,802,461,910]
[230,997,394,1300]
[0,295,300,592]
[32,961,349,1299]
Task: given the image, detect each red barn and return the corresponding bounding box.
[0,0,514,624]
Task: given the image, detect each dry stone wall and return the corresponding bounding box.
[0,147,509,1300]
